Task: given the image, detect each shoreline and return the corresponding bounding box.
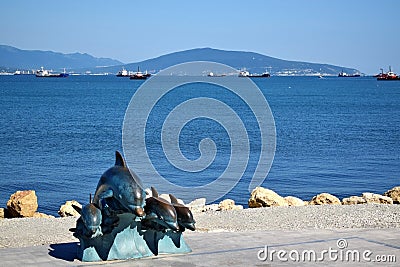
[0,204,399,249]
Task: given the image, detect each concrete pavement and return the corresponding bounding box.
[0,228,399,266]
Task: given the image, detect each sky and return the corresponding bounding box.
[1,0,400,74]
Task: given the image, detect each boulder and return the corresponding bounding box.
[187,198,206,212]
[58,200,82,217]
[217,199,243,211]
[384,186,400,204]
[248,187,288,208]
[6,190,38,217]
[0,208,5,218]
[33,212,55,218]
[284,196,305,206]
[342,196,367,205]
[309,193,341,205]
[362,193,393,204]
[218,199,235,210]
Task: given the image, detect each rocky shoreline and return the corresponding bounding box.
[186,185,400,213]
[0,186,399,219]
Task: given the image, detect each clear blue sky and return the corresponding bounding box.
[1,0,399,74]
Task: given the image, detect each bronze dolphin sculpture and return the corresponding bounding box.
[143,187,179,231]
[169,194,196,231]
[93,151,146,217]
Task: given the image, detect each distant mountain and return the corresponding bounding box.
[0,45,123,70]
[96,48,359,76]
[0,45,359,76]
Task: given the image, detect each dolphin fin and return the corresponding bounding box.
[115,151,127,167]
[72,204,82,214]
[151,187,159,198]
[169,231,182,248]
[169,194,179,204]
[143,230,161,256]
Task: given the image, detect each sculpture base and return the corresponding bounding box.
[76,213,192,262]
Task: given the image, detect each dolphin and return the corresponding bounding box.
[70,195,103,238]
[93,151,146,217]
[169,194,196,231]
[142,187,179,231]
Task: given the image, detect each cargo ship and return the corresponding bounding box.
[35,67,69,77]
[376,66,400,80]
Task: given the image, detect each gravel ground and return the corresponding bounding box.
[193,204,400,232]
[0,204,399,248]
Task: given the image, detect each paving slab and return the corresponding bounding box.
[0,228,398,266]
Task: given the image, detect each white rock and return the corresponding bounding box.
[218,199,236,211]
[248,187,288,208]
[383,186,400,204]
[309,193,341,205]
[284,196,305,206]
[362,193,393,204]
[342,196,367,205]
[58,200,82,217]
[203,204,220,212]
[187,198,206,212]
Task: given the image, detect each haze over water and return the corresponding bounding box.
[0,75,399,215]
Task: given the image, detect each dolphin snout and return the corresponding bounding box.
[184,222,196,231]
[128,205,145,217]
[88,225,98,233]
[166,221,179,231]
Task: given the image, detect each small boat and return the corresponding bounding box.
[376,66,400,80]
[36,67,69,77]
[129,67,151,80]
[338,70,360,77]
[116,67,130,77]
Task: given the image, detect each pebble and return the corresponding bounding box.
[193,204,400,232]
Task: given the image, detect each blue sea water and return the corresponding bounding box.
[0,75,399,215]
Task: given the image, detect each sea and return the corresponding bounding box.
[0,75,399,216]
